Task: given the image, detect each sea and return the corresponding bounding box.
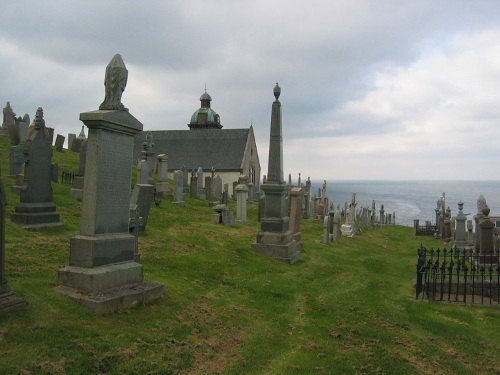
[309,180,500,227]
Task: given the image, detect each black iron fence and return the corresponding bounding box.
[415,245,499,305]
[61,170,76,185]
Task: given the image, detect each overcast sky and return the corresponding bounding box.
[2,1,500,181]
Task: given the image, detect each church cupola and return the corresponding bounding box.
[188,88,222,129]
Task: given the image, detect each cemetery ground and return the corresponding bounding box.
[0,138,499,375]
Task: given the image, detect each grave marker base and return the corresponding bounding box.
[56,281,163,315]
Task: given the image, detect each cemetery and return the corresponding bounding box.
[0,68,498,373]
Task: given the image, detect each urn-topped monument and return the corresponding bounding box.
[251,84,302,264]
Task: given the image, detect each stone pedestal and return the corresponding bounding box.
[57,108,163,314]
[235,183,249,224]
[478,206,497,265]
[69,176,84,201]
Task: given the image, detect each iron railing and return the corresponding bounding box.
[415,246,499,305]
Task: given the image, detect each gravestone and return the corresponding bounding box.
[137,159,150,185]
[474,195,486,252]
[55,134,65,152]
[205,176,212,202]
[252,84,302,264]
[478,205,495,265]
[222,183,229,205]
[156,154,169,196]
[289,187,303,241]
[67,133,76,149]
[9,144,24,176]
[57,54,163,314]
[69,139,87,201]
[258,190,265,222]
[190,170,198,199]
[235,182,249,224]
[466,219,474,247]
[173,170,185,206]
[197,167,205,199]
[11,107,61,228]
[129,184,155,232]
[2,102,16,138]
[303,177,311,220]
[70,125,86,152]
[144,131,156,174]
[322,215,330,244]
[332,210,341,243]
[454,201,467,250]
[181,165,189,194]
[212,174,223,202]
[0,178,27,312]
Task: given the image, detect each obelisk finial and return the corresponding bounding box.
[274,82,281,100]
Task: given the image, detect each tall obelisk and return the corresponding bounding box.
[252,83,302,264]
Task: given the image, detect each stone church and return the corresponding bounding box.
[133,90,261,190]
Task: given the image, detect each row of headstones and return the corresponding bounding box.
[280,176,395,240]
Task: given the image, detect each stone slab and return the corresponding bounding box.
[0,291,27,312]
[57,261,143,293]
[252,239,301,264]
[69,233,136,268]
[56,281,163,315]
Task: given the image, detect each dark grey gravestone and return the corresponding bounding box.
[57,54,163,314]
[181,165,189,194]
[205,176,212,201]
[9,145,24,176]
[55,134,65,152]
[67,133,76,149]
[213,175,222,202]
[130,184,154,232]
[0,178,27,312]
[50,163,58,182]
[11,108,61,228]
[190,173,198,199]
[70,139,87,201]
[252,84,301,264]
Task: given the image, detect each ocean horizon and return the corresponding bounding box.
[307,180,500,227]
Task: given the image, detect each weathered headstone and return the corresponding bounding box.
[67,133,76,149]
[190,170,198,199]
[55,134,65,152]
[235,182,249,224]
[212,174,222,202]
[138,159,150,185]
[173,170,185,206]
[252,84,302,264]
[70,125,86,152]
[205,176,212,201]
[69,139,87,201]
[289,187,303,241]
[478,205,495,265]
[474,195,486,252]
[454,201,467,250]
[57,54,163,314]
[156,154,169,196]
[181,165,189,194]
[1,102,15,138]
[0,178,27,312]
[130,184,155,232]
[332,210,342,243]
[197,167,205,199]
[11,107,61,228]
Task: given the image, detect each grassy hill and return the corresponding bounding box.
[0,135,498,374]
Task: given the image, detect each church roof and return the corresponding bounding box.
[133,128,251,171]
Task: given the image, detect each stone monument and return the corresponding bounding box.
[252,83,302,264]
[57,54,163,314]
[11,107,61,228]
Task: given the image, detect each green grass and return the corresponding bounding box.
[0,136,499,374]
